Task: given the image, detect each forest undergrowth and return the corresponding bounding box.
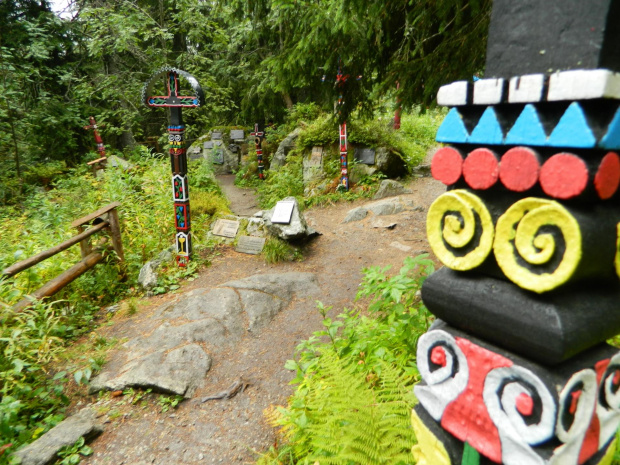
[0,149,230,462]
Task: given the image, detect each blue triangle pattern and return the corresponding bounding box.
[468,107,504,145]
[505,104,547,146]
[436,108,469,143]
[547,102,596,148]
[600,108,620,150]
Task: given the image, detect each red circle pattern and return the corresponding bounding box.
[431,147,464,185]
[463,148,499,190]
[539,153,589,199]
[594,152,620,200]
[433,146,620,200]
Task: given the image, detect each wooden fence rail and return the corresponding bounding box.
[2,202,124,312]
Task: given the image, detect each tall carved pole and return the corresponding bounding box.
[142,67,204,267]
[250,123,265,180]
[413,1,620,464]
[83,116,107,159]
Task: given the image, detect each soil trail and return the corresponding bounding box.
[217,174,260,216]
[79,176,445,465]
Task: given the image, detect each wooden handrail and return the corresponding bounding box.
[71,201,120,228]
[12,249,105,312]
[2,221,109,277]
[3,202,125,313]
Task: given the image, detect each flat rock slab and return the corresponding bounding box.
[90,272,320,397]
[13,408,103,465]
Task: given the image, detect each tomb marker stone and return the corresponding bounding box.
[235,236,266,255]
[271,200,295,224]
[212,219,240,238]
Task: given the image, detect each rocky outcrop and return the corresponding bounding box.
[263,197,319,241]
[373,180,412,200]
[89,272,320,398]
[13,409,103,465]
[270,129,301,171]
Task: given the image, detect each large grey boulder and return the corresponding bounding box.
[343,206,368,223]
[106,155,133,170]
[137,248,173,291]
[263,197,318,241]
[89,272,320,397]
[13,408,103,465]
[211,143,240,175]
[366,198,406,216]
[89,345,211,398]
[374,147,408,178]
[373,179,412,200]
[270,129,301,170]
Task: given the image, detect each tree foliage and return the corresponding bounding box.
[0,0,491,203]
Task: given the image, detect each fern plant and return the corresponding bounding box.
[276,350,416,465]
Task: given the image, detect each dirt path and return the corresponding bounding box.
[79,176,445,465]
[217,174,259,216]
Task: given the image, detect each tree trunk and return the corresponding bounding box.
[282,92,293,109]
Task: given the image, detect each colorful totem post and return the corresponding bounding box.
[250,123,265,180]
[323,61,360,191]
[414,1,620,464]
[142,67,204,267]
[83,117,107,172]
[83,116,107,159]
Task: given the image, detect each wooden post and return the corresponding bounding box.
[106,208,125,262]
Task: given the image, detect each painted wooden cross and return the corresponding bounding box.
[142,67,204,267]
[323,61,362,192]
[250,123,265,180]
[83,116,107,159]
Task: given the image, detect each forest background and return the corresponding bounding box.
[1,0,490,200]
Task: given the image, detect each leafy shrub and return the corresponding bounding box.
[256,157,304,210]
[190,191,231,217]
[262,237,300,264]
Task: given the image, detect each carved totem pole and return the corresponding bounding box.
[142,67,204,267]
[414,1,620,464]
[250,123,265,180]
[83,116,107,159]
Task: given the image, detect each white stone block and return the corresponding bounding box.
[508,74,545,103]
[437,81,469,106]
[548,69,620,101]
[473,78,505,105]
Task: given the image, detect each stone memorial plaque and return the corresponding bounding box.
[271,200,295,224]
[212,148,224,164]
[236,235,266,255]
[204,141,213,149]
[309,146,323,166]
[213,140,222,146]
[354,147,376,165]
[211,131,222,140]
[212,219,239,238]
[230,129,245,140]
[189,152,202,160]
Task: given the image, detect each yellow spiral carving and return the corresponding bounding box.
[426,190,494,270]
[494,198,582,293]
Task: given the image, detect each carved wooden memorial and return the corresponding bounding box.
[142,67,204,267]
[250,123,265,180]
[413,1,620,464]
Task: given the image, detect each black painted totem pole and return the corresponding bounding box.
[413,1,620,464]
[250,123,265,180]
[142,67,204,267]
